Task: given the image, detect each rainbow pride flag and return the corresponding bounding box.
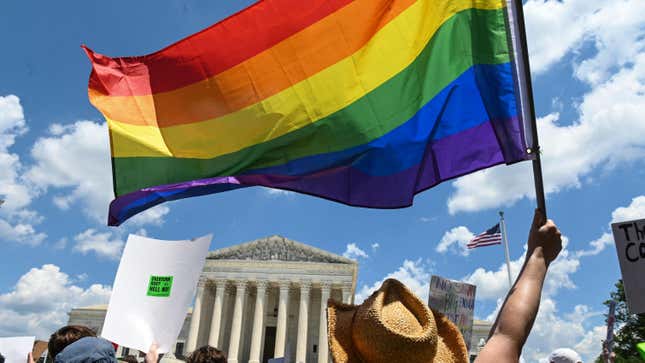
[85,0,535,226]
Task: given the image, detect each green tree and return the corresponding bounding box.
[595,280,645,362]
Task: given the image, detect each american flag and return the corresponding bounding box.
[467,223,502,249]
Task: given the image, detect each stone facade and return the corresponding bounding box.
[189,235,358,363]
[470,320,494,361]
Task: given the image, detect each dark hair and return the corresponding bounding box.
[121,356,138,363]
[186,346,227,363]
[0,352,5,363]
[48,325,97,358]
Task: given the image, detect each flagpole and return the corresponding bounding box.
[510,0,547,217]
[499,211,513,288]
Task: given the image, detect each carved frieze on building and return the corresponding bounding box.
[207,235,355,264]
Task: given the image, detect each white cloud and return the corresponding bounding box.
[578,195,645,257]
[128,205,171,227]
[577,233,613,258]
[419,216,437,223]
[0,94,27,149]
[531,307,604,362]
[265,188,294,197]
[26,121,170,226]
[0,95,46,245]
[525,0,644,78]
[73,228,124,260]
[0,220,46,246]
[26,121,113,222]
[342,243,368,260]
[53,237,68,250]
[522,299,604,363]
[447,0,645,214]
[611,196,645,222]
[464,258,522,301]
[0,264,111,338]
[371,243,380,251]
[435,226,475,256]
[355,259,432,303]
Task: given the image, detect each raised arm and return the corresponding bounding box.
[475,210,562,363]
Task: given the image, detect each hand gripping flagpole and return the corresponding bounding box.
[508,0,548,217]
[499,211,513,288]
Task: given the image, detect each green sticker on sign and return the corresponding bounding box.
[147,275,173,297]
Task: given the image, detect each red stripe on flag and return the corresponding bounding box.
[85,0,353,96]
[468,240,502,249]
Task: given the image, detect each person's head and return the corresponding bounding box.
[0,352,5,363]
[48,325,97,359]
[53,337,116,363]
[548,348,582,363]
[186,346,227,363]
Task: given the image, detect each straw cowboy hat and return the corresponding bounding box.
[327,278,469,363]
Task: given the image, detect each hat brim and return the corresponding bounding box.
[327,300,469,363]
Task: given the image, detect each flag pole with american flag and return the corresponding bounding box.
[467,211,513,288]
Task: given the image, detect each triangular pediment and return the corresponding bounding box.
[207,235,355,264]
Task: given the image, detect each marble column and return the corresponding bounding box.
[274,281,290,358]
[208,279,227,348]
[341,284,352,304]
[248,280,268,363]
[296,281,311,363]
[186,279,206,353]
[227,281,247,363]
[318,282,332,363]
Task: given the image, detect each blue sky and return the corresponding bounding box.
[1,1,644,362]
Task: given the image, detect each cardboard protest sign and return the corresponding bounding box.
[101,234,211,353]
[611,219,645,314]
[0,336,35,363]
[427,276,476,350]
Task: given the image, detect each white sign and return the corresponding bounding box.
[101,234,212,353]
[0,337,35,363]
[428,276,476,350]
[612,219,645,314]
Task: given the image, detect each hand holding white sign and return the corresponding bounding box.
[101,234,212,353]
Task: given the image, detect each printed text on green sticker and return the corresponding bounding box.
[147,275,173,297]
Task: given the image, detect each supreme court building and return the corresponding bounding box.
[185,235,358,363]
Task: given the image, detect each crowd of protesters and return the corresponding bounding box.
[5,210,590,363]
[23,328,227,363]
